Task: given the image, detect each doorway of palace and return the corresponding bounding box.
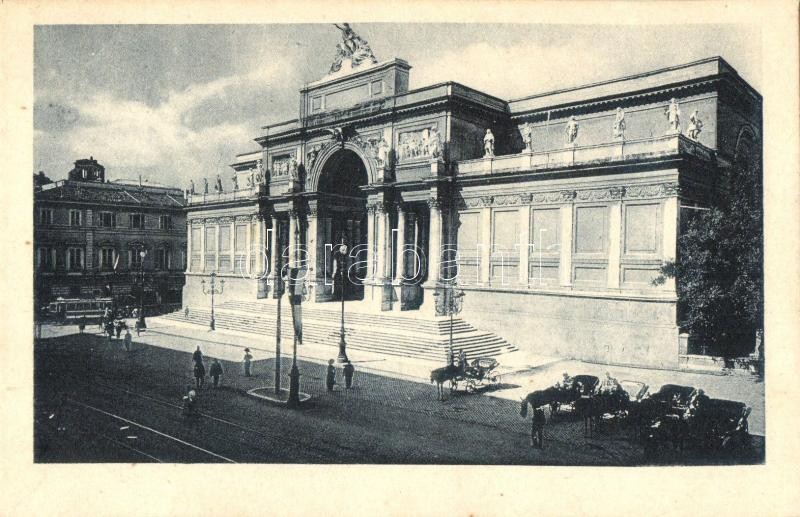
[317,149,369,301]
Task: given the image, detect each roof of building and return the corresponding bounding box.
[36,179,185,208]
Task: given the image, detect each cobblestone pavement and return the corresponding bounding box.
[35,324,763,465]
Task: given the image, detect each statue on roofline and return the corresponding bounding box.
[330,23,378,73]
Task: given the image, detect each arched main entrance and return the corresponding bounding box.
[316,149,369,301]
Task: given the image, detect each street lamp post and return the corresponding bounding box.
[287,268,301,406]
[274,269,287,395]
[335,242,349,363]
[137,250,147,329]
[200,271,225,331]
[433,281,465,365]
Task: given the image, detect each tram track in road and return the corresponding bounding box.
[44,370,365,462]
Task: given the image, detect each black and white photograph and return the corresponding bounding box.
[3,1,800,515]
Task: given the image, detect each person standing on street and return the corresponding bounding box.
[343,361,355,389]
[242,348,253,377]
[326,359,337,391]
[209,358,223,389]
[531,408,545,449]
[194,360,206,389]
[123,329,132,352]
[193,346,204,365]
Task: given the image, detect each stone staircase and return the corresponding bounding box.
[160,299,517,363]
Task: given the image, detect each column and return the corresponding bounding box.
[260,217,268,275]
[269,216,278,277]
[229,220,236,273]
[245,217,253,275]
[607,200,622,288]
[519,204,531,286]
[559,205,573,286]
[306,208,318,280]
[186,222,192,273]
[427,198,443,284]
[393,203,406,282]
[199,222,206,272]
[662,196,678,291]
[366,204,376,280]
[288,210,298,269]
[214,223,220,272]
[375,203,389,280]
[479,206,491,285]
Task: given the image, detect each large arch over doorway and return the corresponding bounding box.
[314,149,370,301]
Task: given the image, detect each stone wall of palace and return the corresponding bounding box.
[460,289,680,368]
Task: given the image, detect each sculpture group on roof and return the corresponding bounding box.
[329,23,378,73]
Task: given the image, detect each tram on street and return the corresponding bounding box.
[45,297,114,323]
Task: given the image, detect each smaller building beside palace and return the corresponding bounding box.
[34,157,187,314]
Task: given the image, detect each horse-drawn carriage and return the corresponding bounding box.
[430,357,501,400]
[642,385,752,458]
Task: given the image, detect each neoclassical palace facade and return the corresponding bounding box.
[183,32,761,368]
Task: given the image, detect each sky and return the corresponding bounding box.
[34,23,761,188]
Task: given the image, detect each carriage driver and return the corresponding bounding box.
[557,372,573,390]
[600,371,621,393]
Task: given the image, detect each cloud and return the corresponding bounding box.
[411,41,614,100]
[36,58,292,187]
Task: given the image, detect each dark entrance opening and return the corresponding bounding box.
[317,149,369,301]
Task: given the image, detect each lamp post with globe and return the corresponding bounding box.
[432,281,465,365]
[200,271,224,331]
[335,241,349,363]
[137,250,148,329]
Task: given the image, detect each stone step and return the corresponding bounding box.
[217,300,475,334]
[164,300,518,362]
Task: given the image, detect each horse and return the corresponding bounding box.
[519,386,561,418]
[575,388,631,437]
[430,363,461,401]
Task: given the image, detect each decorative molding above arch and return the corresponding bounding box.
[307,141,378,193]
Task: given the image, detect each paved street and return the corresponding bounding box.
[35,324,763,465]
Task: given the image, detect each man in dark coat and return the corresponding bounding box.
[326,359,336,391]
[194,360,206,389]
[531,408,546,449]
[342,361,355,389]
[209,358,223,389]
[192,346,203,365]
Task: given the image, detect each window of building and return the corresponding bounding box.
[159,215,173,230]
[156,248,168,270]
[38,208,53,225]
[67,247,84,271]
[37,247,54,270]
[100,248,116,269]
[130,213,145,229]
[69,209,82,226]
[99,212,116,228]
[130,248,146,268]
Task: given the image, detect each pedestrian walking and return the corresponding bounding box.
[106,321,114,343]
[209,358,223,388]
[343,361,355,389]
[242,348,253,377]
[326,359,337,391]
[531,408,545,449]
[115,320,123,339]
[194,360,206,389]
[192,345,204,365]
[78,315,86,334]
[123,329,132,352]
[184,306,190,318]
